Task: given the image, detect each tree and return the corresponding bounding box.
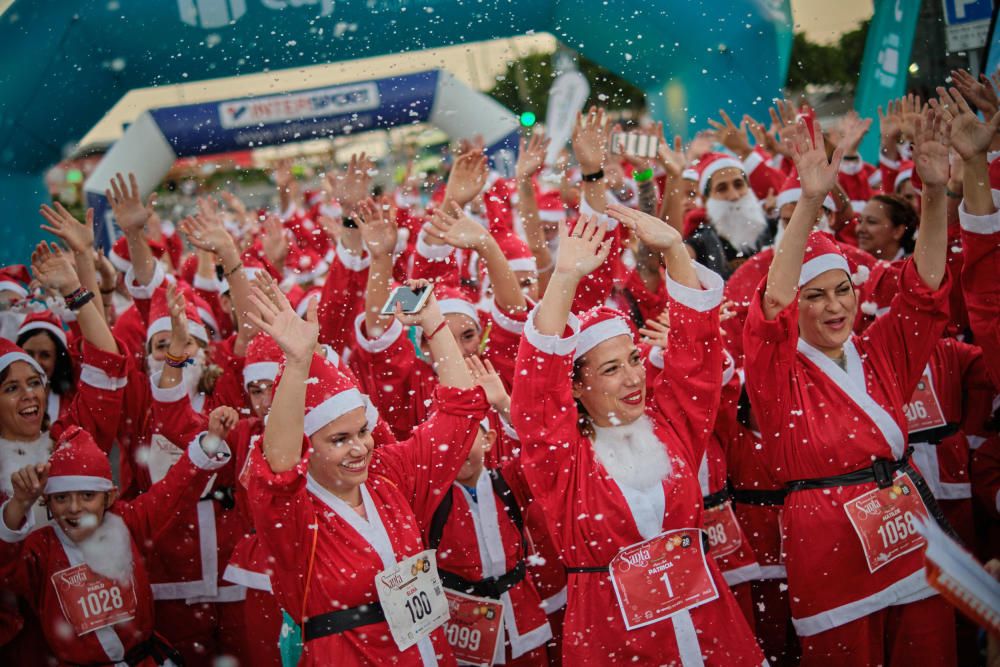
[785,20,870,89]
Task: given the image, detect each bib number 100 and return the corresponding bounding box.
[404,591,433,623]
[877,512,916,548]
[75,587,125,618]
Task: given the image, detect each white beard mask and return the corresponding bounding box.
[147,347,206,400]
[77,512,134,584]
[591,414,672,490]
[0,308,26,342]
[898,142,914,160]
[706,193,769,252]
[839,158,863,176]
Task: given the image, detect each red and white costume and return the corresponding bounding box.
[510,265,765,665]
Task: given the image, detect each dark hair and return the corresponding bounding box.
[15,330,74,397]
[870,194,918,255]
[572,357,595,439]
[0,360,52,433]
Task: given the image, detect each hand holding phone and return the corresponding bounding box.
[381,285,431,316]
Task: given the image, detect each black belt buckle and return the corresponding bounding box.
[872,459,894,489]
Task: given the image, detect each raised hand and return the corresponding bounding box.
[390,278,443,331]
[30,241,80,295]
[912,109,951,188]
[782,120,844,200]
[39,203,95,254]
[938,86,1000,160]
[179,197,237,257]
[554,214,613,280]
[356,198,398,258]
[656,133,687,178]
[950,69,999,117]
[877,99,904,148]
[245,273,317,366]
[165,283,189,351]
[607,203,682,252]
[208,405,239,440]
[466,355,509,413]
[335,153,374,213]
[516,131,550,181]
[105,172,153,234]
[707,109,752,158]
[639,313,670,348]
[745,114,785,158]
[427,202,490,250]
[572,106,611,174]
[838,111,872,154]
[10,463,49,507]
[899,93,925,138]
[443,150,488,207]
[260,214,289,267]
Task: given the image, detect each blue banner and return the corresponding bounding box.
[855,0,922,162]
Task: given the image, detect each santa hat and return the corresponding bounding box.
[436,285,481,331]
[294,287,323,319]
[694,152,744,194]
[0,265,31,299]
[243,334,282,389]
[286,354,368,437]
[496,233,536,273]
[536,190,566,224]
[574,307,637,362]
[0,338,45,379]
[894,161,915,193]
[285,246,328,285]
[145,288,208,344]
[799,231,851,287]
[17,310,68,348]
[190,292,220,341]
[775,171,837,212]
[109,235,168,273]
[44,426,114,494]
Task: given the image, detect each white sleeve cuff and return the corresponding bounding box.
[150,372,189,403]
[80,364,128,391]
[647,345,664,369]
[722,350,736,385]
[499,412,520,442]
[523,304,581,357]
[336,241,371,272]
[996,488,1000,515]
[743,151,764,175]
[124,261,166,299]
[192,273,224,293]
[579,194,618,230]
[879,154,901,170]
[666,260,724,312]
[958,190,1000,235]
[188,433,232,471]
[416,228,454,261]
[0,499,34,542]
[353,313,404,354]
[489,298,526,335]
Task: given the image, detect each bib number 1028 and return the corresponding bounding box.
[404,591,433,623]
[75,587,125,618]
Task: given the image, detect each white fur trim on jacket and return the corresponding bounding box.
[524,305,581,358]
[124,262,165,300]
[335,241,371,272]
[0,499,35,542]
[81,364,127,391]
[353,313,403,354]
[416,228,455,260]
[958,190,1000,235]
[666,260,725,312]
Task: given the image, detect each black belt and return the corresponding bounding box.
[910,422,960,446]
[702,487,731,510]
[70,634,183,666]
[201,485,236,510]
[440,560,525,599]
[730,488,786,506]
[566,534,712,574]
[785,447,961,542]
[303,602,386,642]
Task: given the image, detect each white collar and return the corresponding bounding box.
[305,474,396,569]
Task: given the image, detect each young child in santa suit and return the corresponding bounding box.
[0,421,232,665]
[245,277,489,666]
[511,209,764,665]
[743,117,957,666]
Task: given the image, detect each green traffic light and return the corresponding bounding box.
[519,111,536,127]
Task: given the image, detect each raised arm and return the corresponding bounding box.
[356,197,399,338]
[155,284,192,391]
[762,121,846,319]
[607,203,694,288]
[572,106,611,214]
[426,203,527,316]
[515,132,553,283]
[38,203,102,318]
[245,276,318,474]
[941,85,1000,218]
[30,242,116,353]
[908,107,951,290]
[106,172,157,289]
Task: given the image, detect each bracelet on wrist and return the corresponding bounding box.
[945,188,963,200]
[165,350,193,368]
[581,169,605,182]
[632,168,655,183]
[423,319,448,341]
[223,261,243,279]
[64,287,95,312]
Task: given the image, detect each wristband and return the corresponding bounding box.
[581,169,605,182]
[165,350,193,368]
[223,261,243,278]
[64,288,95,312]
[632,168,654,182]
[424,319,448,341]
[945,188,963,200]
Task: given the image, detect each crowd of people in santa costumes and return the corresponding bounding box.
[1,62,1000,667]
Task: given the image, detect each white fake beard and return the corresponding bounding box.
[77,513,134,584]
[147,348,206,400]
[774,213,831,248]
[0,309,26,342]
[839,159,863,176]
[706,193,769,252]
[591,414,672,490]
[898,142,913,160]
[0,432,52,496]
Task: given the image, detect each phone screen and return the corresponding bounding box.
[382,286,428,314]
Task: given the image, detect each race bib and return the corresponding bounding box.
[843,473,930,573]
[375,549,449,651]
[903,369,946,434]
[609,528,719,631]
[51,564,137,636]
[444,590,504,666]
[703,501,744,560]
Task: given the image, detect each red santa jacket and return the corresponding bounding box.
[958,197,1000,390]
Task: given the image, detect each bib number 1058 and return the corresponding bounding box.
[404,591,434,623]
[876,511,917,548]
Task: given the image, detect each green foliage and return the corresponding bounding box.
[486,52,646,117]
[786,20,870,89]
